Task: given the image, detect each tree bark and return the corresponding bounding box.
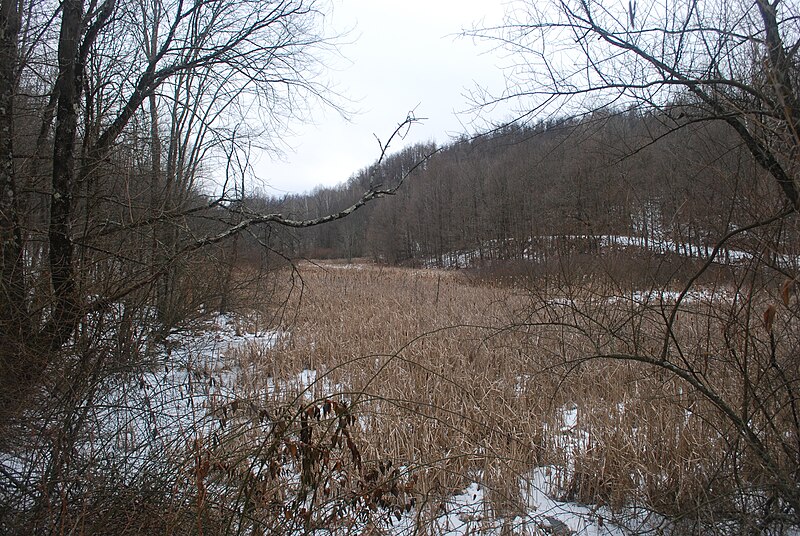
[46,0,84,352]
[0,0,32,418]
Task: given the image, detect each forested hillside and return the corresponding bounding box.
[266,109,796,269]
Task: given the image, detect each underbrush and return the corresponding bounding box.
[466,248,737,291]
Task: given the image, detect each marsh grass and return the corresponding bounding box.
[20,259,794,534]
[212,260,800,532]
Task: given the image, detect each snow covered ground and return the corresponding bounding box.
[0,314,685,534]
[127,317,671,534]
[427,233,800,270]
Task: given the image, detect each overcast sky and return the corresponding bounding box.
[251,0,511,195]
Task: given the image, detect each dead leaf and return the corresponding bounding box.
[764,304,777,332]
[782,279,794,306]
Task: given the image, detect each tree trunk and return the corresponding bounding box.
[45,0,83,352]
[0,0,31,419]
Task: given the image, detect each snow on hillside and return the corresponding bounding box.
[427,234,800,269]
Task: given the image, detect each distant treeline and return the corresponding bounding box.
[250,109,797,266]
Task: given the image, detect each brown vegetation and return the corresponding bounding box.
[204,259,800,532]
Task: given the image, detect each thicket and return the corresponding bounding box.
[0,0,426,532]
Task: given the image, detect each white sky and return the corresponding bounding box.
[251,0,511,195]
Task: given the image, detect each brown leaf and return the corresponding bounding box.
[782,279,794,306]
[764,304,777,332]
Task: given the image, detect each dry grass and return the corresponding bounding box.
[11,255,798,534]
[214,260,800,532]
[225,264,539,525]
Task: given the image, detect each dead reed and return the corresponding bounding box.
[214,260,800,532]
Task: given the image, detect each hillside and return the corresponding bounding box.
[261,111,798,274]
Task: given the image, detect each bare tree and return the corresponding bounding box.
[466,0,800,526]
[0,0,430,429]
[471,0,799,209]
[0,1,443,531]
